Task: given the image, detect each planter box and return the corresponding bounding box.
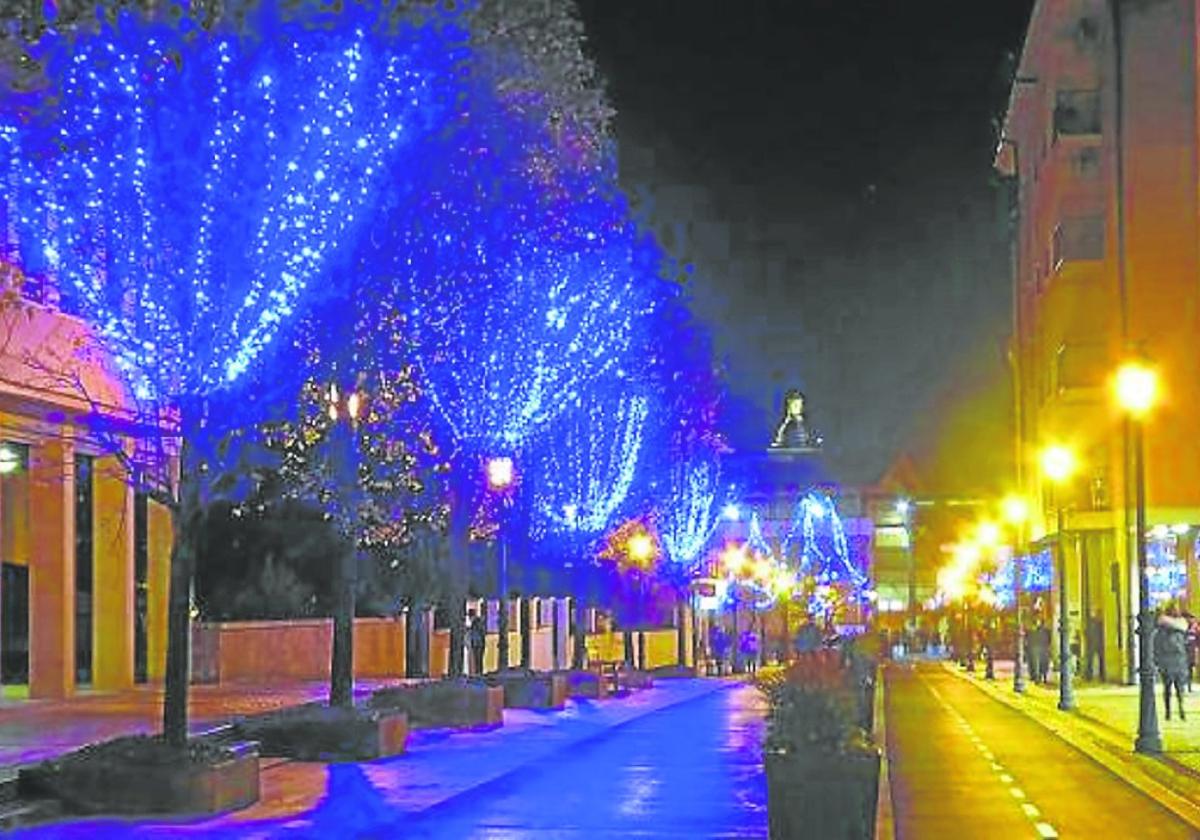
[619,668,654,691]
[765,748,879,840]
[488,671,568,710]
[651,664,696,679]
[368,678,504,728]
[20,739,260,817]
[234,706,408,762]
[564,669,609,699]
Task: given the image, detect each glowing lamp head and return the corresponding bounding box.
[896,498,910,518]
[1001,495,1029,525]
[722,503,741,521]
[627,532,655,565]
[975,521,1001,549]
[721,544,747,575]
[486,456,515,491]
[1114,362,1159,417]
[1040,445,1076,484]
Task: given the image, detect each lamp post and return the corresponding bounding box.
[1003,495,1031,693]
[327,380,365,709]
[1115,362,1162,754]
[898,498,915,647]
[486,456,515,672]
[1041,444,1077,711]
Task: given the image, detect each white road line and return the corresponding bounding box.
[999,773,1013,784]
[1022,803,1040,818]
[990,762,1003,771]
[1010,787,1026,800]
[1035,822,1059,838]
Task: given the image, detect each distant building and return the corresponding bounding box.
[997,0,1200,681]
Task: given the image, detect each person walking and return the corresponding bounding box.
[1085,612,1104,681]
[1033,620,1052,684]
[1154,605,1190,721]
[710,624,730,676]
[740,628,759,675]
[467,608,487,676]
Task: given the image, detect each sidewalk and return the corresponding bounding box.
[945,659,1200,830]
[12,678,749,838]
[0,678,406,769]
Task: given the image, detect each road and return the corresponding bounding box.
[886,663,1195,839]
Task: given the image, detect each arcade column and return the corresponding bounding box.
[92,454,134,691]
[28,436,75,699]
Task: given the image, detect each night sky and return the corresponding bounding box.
[576,0,1036,488]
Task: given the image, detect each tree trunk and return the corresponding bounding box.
[329,547,356,708]
[447,476,470,678]
[497,594,510,671]
[161,441,201,749]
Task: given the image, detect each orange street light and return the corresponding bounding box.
[1114,361,1159,418]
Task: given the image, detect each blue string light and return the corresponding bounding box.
[0,7,465,409]
[531,391,648,537]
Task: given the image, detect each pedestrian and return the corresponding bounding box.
[1031,620,1051,683]
[1185,612,1199,693]
[1154,605,1189,721]
[1085,612,1104,681]
[467,608,487,676]
[740,628,759,674]
[710,624,730,676]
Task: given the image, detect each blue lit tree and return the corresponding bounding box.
[357,85,661,673]
[526,378,649,667]
[0,7,466,744]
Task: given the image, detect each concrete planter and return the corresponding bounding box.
[619,668,655,691]
[20,739,260,816]
[488,670,569,709]
[368,678,504,728]
[563,669,610,699]
[233,705,409,762]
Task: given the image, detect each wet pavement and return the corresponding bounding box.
[886,663,1195,839]
[13,679,769,838]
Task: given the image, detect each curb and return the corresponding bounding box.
[874,668,894,840]
[943,663,1200,832]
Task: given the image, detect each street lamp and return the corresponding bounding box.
[486,456,516,672]
[327,379,366,709]
[1115,361,1162,754]
[1002,494,1031,693]
[1041,444,1077,711]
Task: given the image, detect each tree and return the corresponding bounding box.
[360,76,658,674]
[0,5,466,744]
[263,298,443,707]
[527,381,648,667]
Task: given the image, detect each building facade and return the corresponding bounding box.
[0,272,171,698]
[998,0,1200,681]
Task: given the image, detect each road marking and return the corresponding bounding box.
[1010,787,1026,800]
[991,762,1003,771]
[1022,803,1040,818]
[1035,822,1058,838]
[999,773,1013,784]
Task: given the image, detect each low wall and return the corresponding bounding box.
[584,630,679,669]
[191,617,406,684]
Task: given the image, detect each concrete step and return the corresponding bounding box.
[0,768,18,804]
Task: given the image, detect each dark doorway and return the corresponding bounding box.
[74,454,93,685]
[134,492,148,683]
[1,563,28,684]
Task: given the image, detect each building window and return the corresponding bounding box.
[75,453,93,685]
[1052,216,1105,269]
[1071,146,1101,179]
[1054,90,1101,137]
